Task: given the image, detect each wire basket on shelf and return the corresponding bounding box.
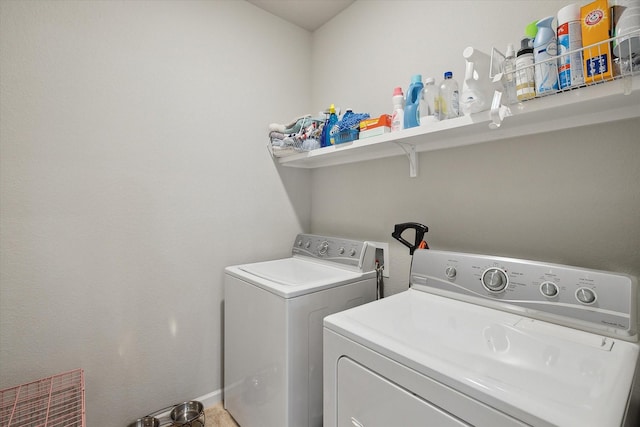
[332,128,359,144]
[491,29,640,102]
[0,369,86,427]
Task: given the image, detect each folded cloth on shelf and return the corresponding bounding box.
[269,114,312,134]
[268,115,326,157]
[269,131,286,140]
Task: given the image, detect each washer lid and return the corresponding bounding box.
[226,257,372,298]
[324,289,640,427]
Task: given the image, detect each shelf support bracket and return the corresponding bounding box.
[488,90,512,129]
[394,142,418,178]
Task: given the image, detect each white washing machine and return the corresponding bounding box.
[224,234,378,427]
[324,249,640,427]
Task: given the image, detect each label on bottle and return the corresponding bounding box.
[450,90,459,118]
[391,109,403,132]
[534,40,559,94]
[516,54,536,100]
[558,20,585,89]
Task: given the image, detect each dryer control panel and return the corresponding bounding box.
[410,249,638,341]
[292,234,375,272]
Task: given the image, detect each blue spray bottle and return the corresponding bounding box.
[533,16,559,94]
[403,75,423,129]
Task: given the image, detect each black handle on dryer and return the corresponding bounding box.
[391,222,429,255]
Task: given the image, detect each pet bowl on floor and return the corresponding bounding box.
[170,401,204,426]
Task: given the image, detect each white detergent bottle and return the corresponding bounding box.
[391,87,405,132]
[533,16,559,95]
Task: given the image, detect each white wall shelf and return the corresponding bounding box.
[275,74,639,173]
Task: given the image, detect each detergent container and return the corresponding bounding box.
[460,46,495,115]
[391,87,405,132]
[404,75,423,129]
[557,4,584,89]
[534,16,559,94]
[612,0,640,60]
[324,104,339,146]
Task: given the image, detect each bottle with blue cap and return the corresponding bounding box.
[436,71,459,120]
[403,74,423,129]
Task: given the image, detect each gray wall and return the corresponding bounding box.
[308,0,640,295]
[0,1,311,425]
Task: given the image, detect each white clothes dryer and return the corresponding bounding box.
[324,249,640,427]
[224,234,378,427]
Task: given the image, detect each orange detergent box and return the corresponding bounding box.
[360,114,391,131]
[581,0,613,83]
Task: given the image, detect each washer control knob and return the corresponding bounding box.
[540,281,559,298]
[576,287,597,305]
[338,247,345,255]
[318,241,329,256]
[305,241,311,249]
[297,239,303,247]
[482,268,508,293]
[349,248,357,257]
[445,266,457,279]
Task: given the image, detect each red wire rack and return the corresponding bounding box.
[0,369,85,427]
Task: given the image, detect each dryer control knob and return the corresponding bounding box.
[445,266,457,279]
[576,287,597,304]
[540,281,559,297]
[318,241,329,256]
[349,248,357,257]
[482,268,508,293]
[338,247,345,255]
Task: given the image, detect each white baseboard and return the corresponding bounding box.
[195,388,223,408]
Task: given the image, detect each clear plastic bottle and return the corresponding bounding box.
[391,87,404,132]
[503,44,518,105]
[419,77,438,125]
[436,71,459,120]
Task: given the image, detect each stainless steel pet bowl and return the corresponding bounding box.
[170,401,204,426]
[131,416,159,427]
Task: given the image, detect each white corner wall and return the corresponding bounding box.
[0,1,311,425]
[309,1,640,295]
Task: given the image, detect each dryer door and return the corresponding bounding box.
[337,357,469,427]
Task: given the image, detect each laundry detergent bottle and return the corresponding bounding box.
[533,16,559,94]
[391,87,405,132]
[325,104,339,146]
[403,74,423,129]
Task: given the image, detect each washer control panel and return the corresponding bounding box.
[292,234,373,271]
[409,249,638,340]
